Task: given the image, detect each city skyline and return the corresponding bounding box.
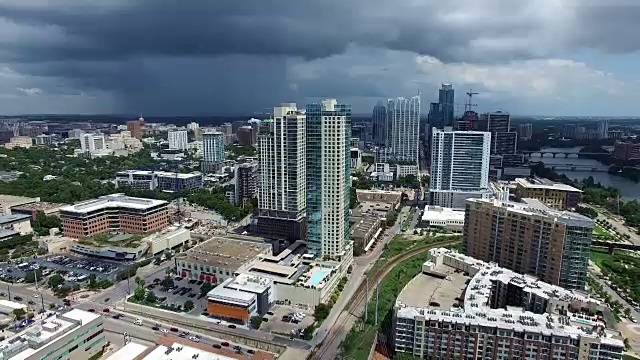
[0,2,640,116]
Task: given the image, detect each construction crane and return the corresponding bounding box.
[465,89,479,112]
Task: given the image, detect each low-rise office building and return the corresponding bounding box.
[0,195,39,216]
[115,170,203,192]
[420,206,465,232]
[175,237,272,285]
[60,194,169,239]
[206,274,274,325]
[0,213,32,235]
[10,202,66,219]
[350,217,382,252]
[0,309,105,360]
[393,248,625,360]
[515,177,582,210]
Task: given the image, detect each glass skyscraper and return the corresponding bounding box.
[372,101,386,146]
[201,131,225,173]
[386,94,421,165]
[439,83,455,127]
[306,99,351,260]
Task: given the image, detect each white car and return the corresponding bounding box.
[134,319,143,326]
[160,329,169,334]
[188,336,200,343]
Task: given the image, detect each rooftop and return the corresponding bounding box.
[207,280,256,306]
[60,193,168,213]
[466,198,592,224]
[223,274,272,294]
[178,237,271,270]
[356,189,402,204]
[0,195,38,207]
[0,213,31,225]
[396,248,623,348]
[515,177,582,192]
[10,202,67,212]
[143,342,237,360]
[116,169,202,179]
[105,342,149,360]
[421,206,465,222]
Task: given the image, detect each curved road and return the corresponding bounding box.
[310,239,461,360]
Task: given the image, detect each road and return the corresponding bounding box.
[588,205,640,245]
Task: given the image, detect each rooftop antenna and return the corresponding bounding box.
[465,89,479,112]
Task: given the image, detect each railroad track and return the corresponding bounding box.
[310,239,461,360]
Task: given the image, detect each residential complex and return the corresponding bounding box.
[386,95,421,165]
[237,125,257,146]
[256,103,307,241]
[235,162,257,206]
[115,170,203,192]
[60,194,169,238]
[201,131,225,173]
[393,248,625,360]
[514,177,582,210]
[429,128,492,209]
[4,136,33,149]
[463,198,594,289]
[168,129,188,150]
[0,309,105,360]
[613,141,640,162]
[80,133,106,153]
[306,99,351,260]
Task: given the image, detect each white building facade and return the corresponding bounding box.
[386,95,421,165]
[168,129,188,150]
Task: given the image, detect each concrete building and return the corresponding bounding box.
[420,206,465,232]
[237,126,257,146]
[393,248,625,360]
[518,123,533,140]
[257,104,307,241]
[235,162,257,207]
[34,134,51,146]
[386,95,421,165]
[350,216,382,252]
[0,309,105,360]
[463,198,594,289]
[4,136,33,149]
[515,177,582,210]
[306,99,351,260]
[201,132,225,173]
[115,170,202,192]
[206,274,274,324]
[60,194,169,239]
[0,195,39,216]
[126,118,145,139]
[67,129,85,139]
[350,148,362,170]
[79,133,106,153]
[175,237,272,285]
[167,129,188,150]
[613,141,640,162]
[597,119,609,139]
[429,128,492,209]
[0,213,33,235]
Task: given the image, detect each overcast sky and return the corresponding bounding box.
[1,0,640,116]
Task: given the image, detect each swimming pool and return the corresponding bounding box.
[574,318,593,325]
[308,269,330,287]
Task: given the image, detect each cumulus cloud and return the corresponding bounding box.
[0,0,639,114]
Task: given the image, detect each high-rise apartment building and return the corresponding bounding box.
[237,126,257,146]
[126,117,144,139]
[256,104,307,241]
[613,141,640,161]
[597,120,609,139]
[201,132,225,173]
[562,123,578,139]
[235,162,258,207]
[518,123,533,140]
[439,83,455,126]
[306,99,351,260]
[484,111,516,156]
[463,198,594,289]
[429,128,492,209]
[168,129,188,150]
[372,101,386,146]
[386,95,420,165]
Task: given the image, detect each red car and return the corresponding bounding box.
[102,308,110,313]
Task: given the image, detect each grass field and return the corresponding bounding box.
[590,248,613,269]
[593,224,609,236]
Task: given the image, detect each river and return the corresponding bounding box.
[531,146,639,201]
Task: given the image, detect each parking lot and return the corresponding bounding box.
[0,255,130,285]
[259,305,314,338]
[144,275,209,315]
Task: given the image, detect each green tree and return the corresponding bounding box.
[160,277,174,291]
[24,269,43,284]
[145,290,158,304]
[48,274,65,288]
[250,315,263,329]
[200,281,214,296]
[13,308,26,320]
[313,303,331,322]
[183,300,195,312]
